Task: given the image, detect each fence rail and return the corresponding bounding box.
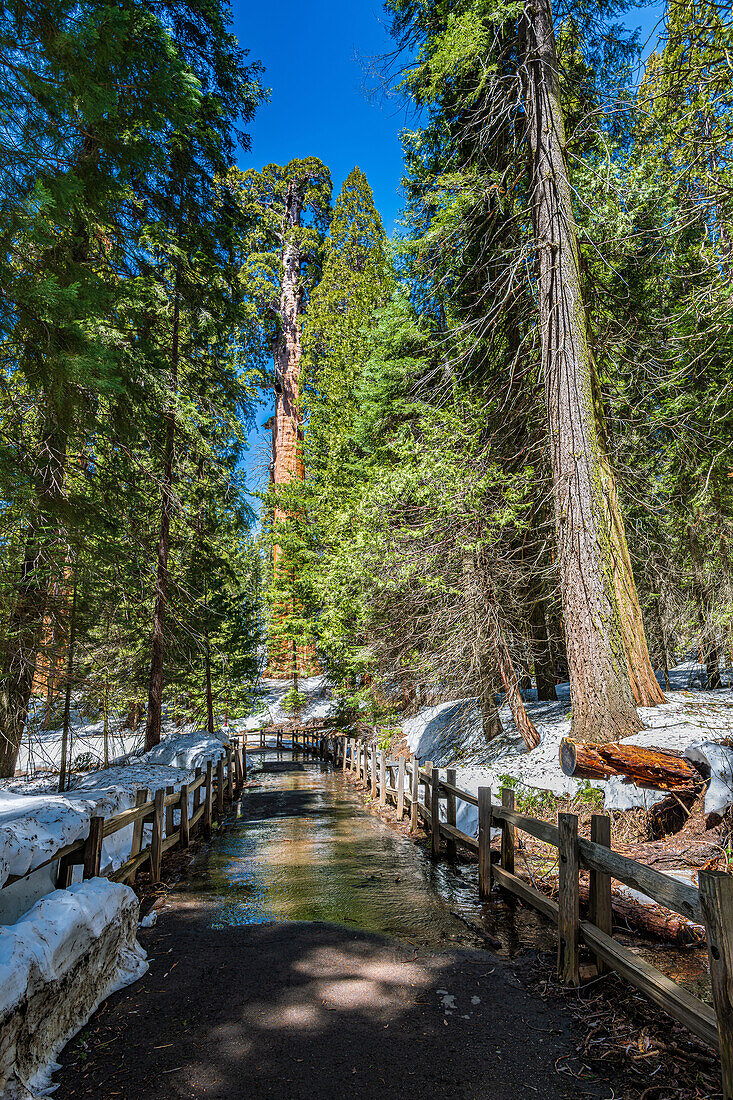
[1,729,332,896]
[5,727,730,1096]
[335,733,733,1098]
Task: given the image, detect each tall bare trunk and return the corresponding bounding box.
[58,580,77,792]
[529,585,558,701]
[145,279,180,750]
[483,580,540,750]
[688,528,721,689]
[522,0,645,742]
[650,575,671,691]
[204,628,215,738]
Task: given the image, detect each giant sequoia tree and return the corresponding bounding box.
[229,159,331,680]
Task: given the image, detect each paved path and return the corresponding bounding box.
[58,905,611,1099]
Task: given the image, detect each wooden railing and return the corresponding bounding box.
[1,729,333,897]
[335,734,733,1099]
[8,727,728,1093]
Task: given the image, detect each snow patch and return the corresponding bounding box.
[0,878,146,1099]
[402,668,733,820]
[0,727,229,921]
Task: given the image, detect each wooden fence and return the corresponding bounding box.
[0,730,331,897]
[335,733,733,1099]
[5,726,730,1095]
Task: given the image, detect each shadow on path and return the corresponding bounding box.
[58,910,611,1099]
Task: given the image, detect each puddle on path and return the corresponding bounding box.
[180,751,711,1001]
[180,752,553,955]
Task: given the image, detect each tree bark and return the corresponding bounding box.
[599,446,665,706]
[529,586,558,701]
[650,576,671,691]
[522,0,644,743]
[482,571,540,750]
[0,403,68,776]
[204,627,215,738]
[559,738,704,791]
[688,527,722,689]
[268,178,312,678]
[58,580,77,792]
[144,276,180,750]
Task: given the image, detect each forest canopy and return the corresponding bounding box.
[1,0,732,781]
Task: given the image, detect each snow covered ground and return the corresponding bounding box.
[0,727,230,924]
[403,662,733,836]
[0,878,146,1098]
[233,675,336,732]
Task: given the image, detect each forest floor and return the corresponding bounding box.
[57,913,613,1100]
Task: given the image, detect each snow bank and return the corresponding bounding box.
[0,727,229,923]
[0,878,146,1099]
[238,676,336,731]
[403,670,733,825]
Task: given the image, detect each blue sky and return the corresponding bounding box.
[231,1,407,496]
[232,0,666,498]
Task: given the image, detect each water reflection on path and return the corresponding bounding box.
[181,752,553,954]
[181,752,710,1001]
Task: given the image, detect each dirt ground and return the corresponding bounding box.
[58,904,614,1100]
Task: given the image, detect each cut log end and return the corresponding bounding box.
[560,738,705,793]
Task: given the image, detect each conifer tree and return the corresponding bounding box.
[229,159,331,683]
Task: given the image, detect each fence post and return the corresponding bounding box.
[342,737,348,772]
[227,745,234,801]
[699,869,733,1100]
[217,757,225,817]
[501,787,515,875]
[179,783,189,848]
[242,743,247,782]
[83,815,104,879]
[151,789,165,882]
[397,756,406,819]
[56,850,76,889]
[129,788,149,883]
[192,769,202,835]
[232,743,242,794]
[430,764,441,859]
[589,814,612,973]
[204,761,213,838]
[410,757,420,832]
[478,787,492,900]
[370,744,377,799]
[165,785,174,836]
[446,768,457,860]
[558,812,580,986]
[379,751,386,807]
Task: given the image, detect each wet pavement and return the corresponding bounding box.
[185,752,556,956]
[57,753,619,1099]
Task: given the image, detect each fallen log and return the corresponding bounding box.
[542,877,704,945]
[560,739,707,792]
